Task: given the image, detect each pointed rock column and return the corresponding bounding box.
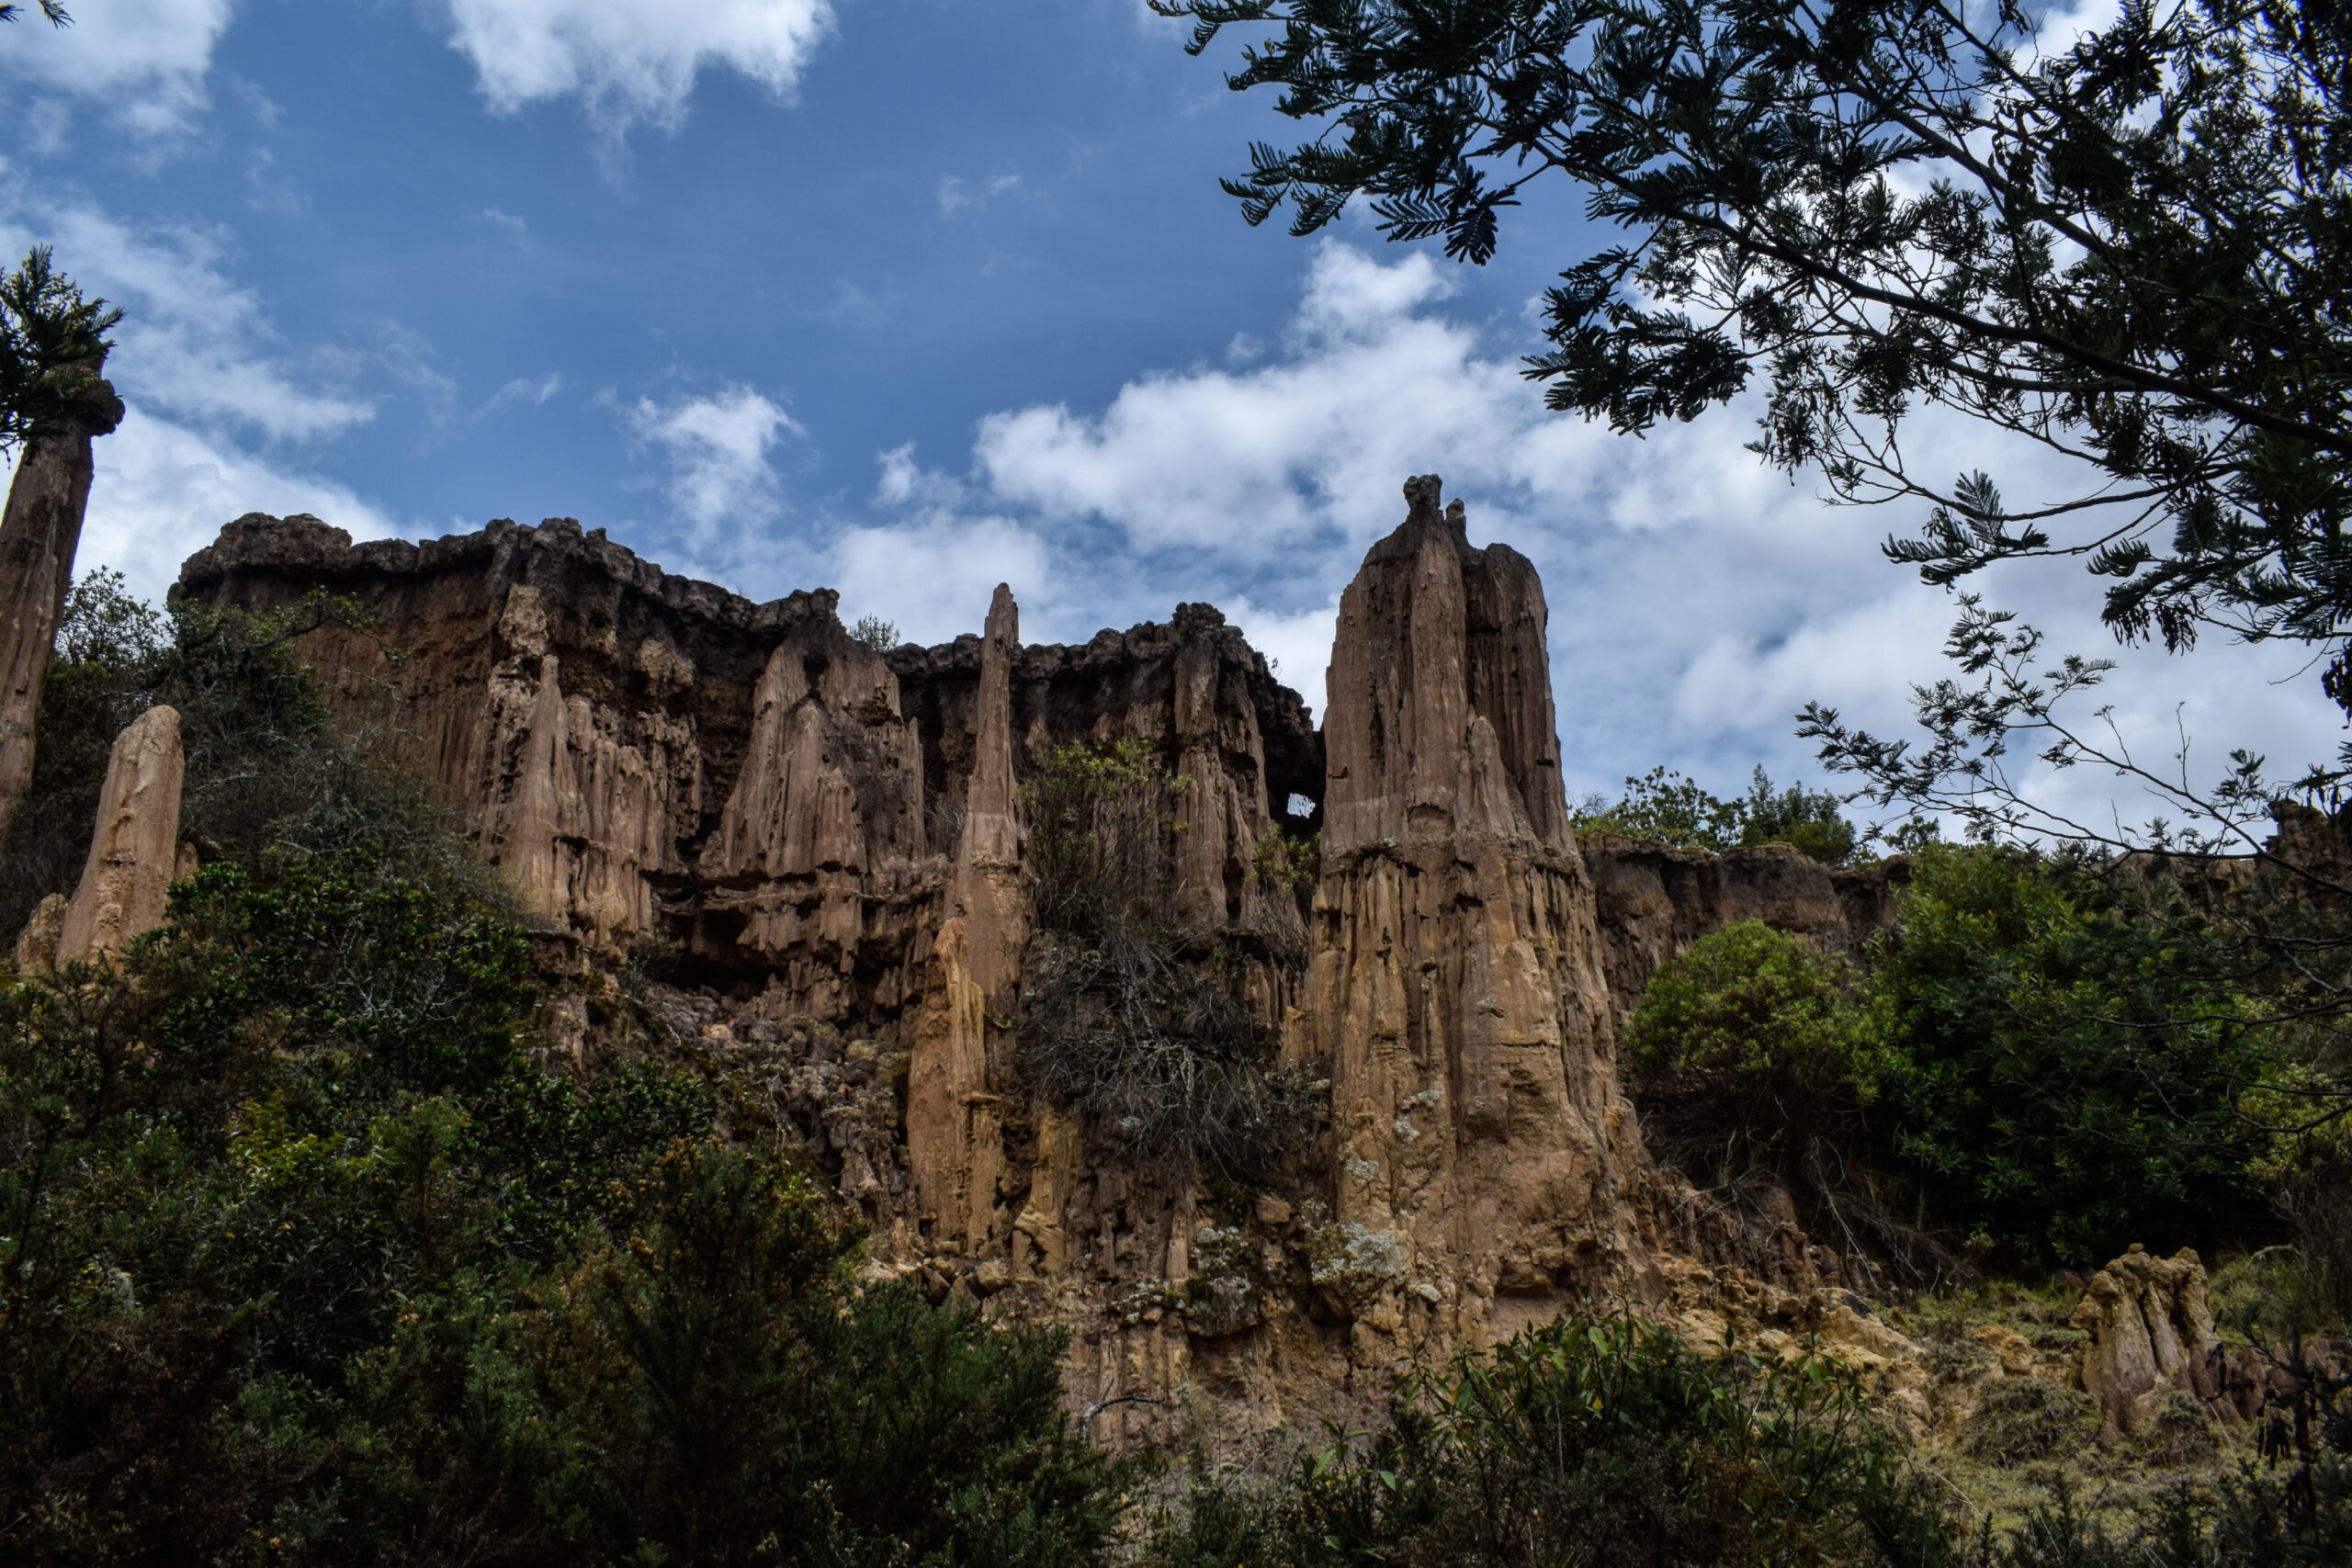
[1301,476,1651,1344]
[0,364,124,857]
[910,584,1028,1252]
[57,704,185,964]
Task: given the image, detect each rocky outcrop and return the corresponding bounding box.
[56,705,185,964]
[2072,1244,2224,1438]
[175,517,1317,984]
[1583,837,1905,1025]
[1295,476,1656,1349]
[0,362,124,858]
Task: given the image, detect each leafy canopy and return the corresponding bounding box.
[1576,763,1862,864]
[1156,0,2352,711]
[0,244,119,454]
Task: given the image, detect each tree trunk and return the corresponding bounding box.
[0,363,123,860]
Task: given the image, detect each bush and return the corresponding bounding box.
[1870,846,2270,1266]
[0,639,1127,1562]
[1149,1312,1953,1567]
[1623,921,1886,1191]
[1576,764,1860,865]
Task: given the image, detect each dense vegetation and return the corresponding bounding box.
[0,592,1120,1564]
[1624,846,2310,1276]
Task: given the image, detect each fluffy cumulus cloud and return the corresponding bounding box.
[0,0,237,136]
[878,241,2340,835]
[440,0,833,132]
[1,407,403,609]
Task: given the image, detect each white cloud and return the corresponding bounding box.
[910,242,2343,830]
[0,180,372,442]
[0,0,237,136]
[484,371,562,412]
[627,383,802,550]
[439,0,833,134]
[830,513,1058,649]
[39,402,403,608]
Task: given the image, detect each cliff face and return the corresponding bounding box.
[173,484,1875,1427]
[175,513,1317,1006]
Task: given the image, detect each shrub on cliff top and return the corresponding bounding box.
[1577,764,1860,866]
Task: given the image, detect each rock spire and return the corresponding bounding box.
[0,360,124,857]
[1299,475,1654,1346]
[57,704,185,964]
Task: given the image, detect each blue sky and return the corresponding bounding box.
[1,0,2335,829]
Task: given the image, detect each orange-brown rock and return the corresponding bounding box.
[1296,476,1655,1349]
[0,362,124,858]
[57,704,184,964]
[909,583,1025,1253]
[2071,1244,2224,1438]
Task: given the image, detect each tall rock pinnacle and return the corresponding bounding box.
[910,583,1028,1252]
[1301,475,1652,1346]
[0,360,124,858]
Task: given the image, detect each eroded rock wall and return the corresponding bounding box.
[168,487,1865,1429]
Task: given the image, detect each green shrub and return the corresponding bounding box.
[1149,1312,1953,1567]
[0,637,1128,1562]
[1870,846,2269,1266]
[1575,764,1860,865]
[1624,921,1886,1188]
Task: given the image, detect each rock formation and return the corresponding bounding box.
[162,480,1883,1418]
[2071,1244,2224,1438]
[56,705,185,964]
[0,360,124,858]
[909,583,1026,1254]
[1296,476,1655,1347]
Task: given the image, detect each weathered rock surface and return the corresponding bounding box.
[0,362,124,857]
[173,514,1316,999]
[2071,1244,2223,1438]
[57,705,185,964]
[164,486,1868,1427]
[909,583,1025,1254]
[1296,476,1657,1349]
[12,891,67,973]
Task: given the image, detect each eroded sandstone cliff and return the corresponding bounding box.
[166,480,1896,1433]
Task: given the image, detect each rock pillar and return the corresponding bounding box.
[57,704,185,964]
[910,584,1027,1251]
[0,363,124,856]
[1300,476,1651,1344]
[2072,1244,2224,1438]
